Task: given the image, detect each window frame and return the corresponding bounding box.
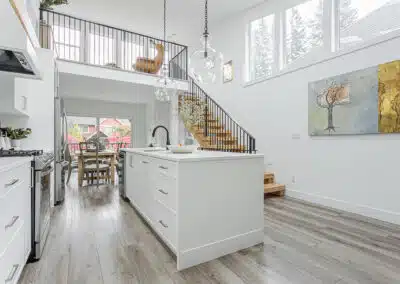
[246,13,276,82]
[52,24,82,62]
[244,0,400,86]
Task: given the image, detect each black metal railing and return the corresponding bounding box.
[184,77,256,154]
[39,9,188,81]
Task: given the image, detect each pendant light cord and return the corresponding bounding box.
[204,0,208,36]
[164,0,167,45]
[203,0,209,56]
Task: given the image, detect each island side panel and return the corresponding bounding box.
[176,156,264,270]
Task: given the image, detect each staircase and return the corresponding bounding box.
[264,172,285,197]
[179,77,256,153]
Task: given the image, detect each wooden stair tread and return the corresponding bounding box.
[264,183,285,193]
[264,172,274,178]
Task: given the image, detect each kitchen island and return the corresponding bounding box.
[122,148,264,270]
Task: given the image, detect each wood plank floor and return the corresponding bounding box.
[19,173,400,284]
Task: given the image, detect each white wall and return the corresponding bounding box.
[203,2,400,224]
[0,49,55,151]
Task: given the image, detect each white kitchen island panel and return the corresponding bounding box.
[123,149,264,270]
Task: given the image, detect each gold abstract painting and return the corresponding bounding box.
[378,60,400,133]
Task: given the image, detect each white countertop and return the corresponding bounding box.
[122,148,264,162]
[0,157,33,173]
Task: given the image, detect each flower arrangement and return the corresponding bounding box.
[179,98,206,128]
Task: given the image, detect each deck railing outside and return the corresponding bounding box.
[40,9,188,81]
[69,142,131,154]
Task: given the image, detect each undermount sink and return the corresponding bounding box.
[143,148,167,152]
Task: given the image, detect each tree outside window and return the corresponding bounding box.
[285,0,324,65]
[249,15,275,81]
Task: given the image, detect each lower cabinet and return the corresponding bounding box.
[125,153,177,251]
[0,160,32,283]
[124,150,265,271]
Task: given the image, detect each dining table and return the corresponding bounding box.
[76,150,117,187]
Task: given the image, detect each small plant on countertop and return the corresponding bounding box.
[7,128,32,140]
[40,0,69,10]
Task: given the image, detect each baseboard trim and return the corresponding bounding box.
[286,189,400,225]
[177,228,263,270]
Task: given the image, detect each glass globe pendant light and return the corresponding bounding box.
[190,0,223,84]
[155,0,176,101]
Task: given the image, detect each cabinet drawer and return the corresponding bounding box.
[154,200,177,251]
[155,160,177,178]
[153,172,177,212]
[0,226,25,284]
[0,178,27,255]
[0,163,29,198]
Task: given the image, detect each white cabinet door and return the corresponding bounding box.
[125,153,135,201]
[14,78,30,116]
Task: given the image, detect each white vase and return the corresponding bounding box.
[11,139,22,149]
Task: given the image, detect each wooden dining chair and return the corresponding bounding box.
[81,142,112,185]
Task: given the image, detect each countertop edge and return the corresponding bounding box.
[121,149,264,162]
[0,157,33,173]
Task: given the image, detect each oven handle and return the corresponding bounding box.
[41,166,54,177]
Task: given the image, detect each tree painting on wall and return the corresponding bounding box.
[309,66,378,135]
[315,81,350,134]
[309,59,400,136]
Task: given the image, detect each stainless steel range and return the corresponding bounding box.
[31,151,54,261]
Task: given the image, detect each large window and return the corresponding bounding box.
[248,14,275,81]
[89,31,116,66]
[339,0,400,49]
[285,0,323,65]
[120,40,144,70]
[53,25,81,61]
[246,0,400,83]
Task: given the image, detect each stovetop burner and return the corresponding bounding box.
[0,149,43,157]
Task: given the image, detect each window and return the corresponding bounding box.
[285,0,323,65]
[121,34,144,70]
[53,25,81,61]
[339,0,400,49]
[89,31,116,66]
[248,14,275,81]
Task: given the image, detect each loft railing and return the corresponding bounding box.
[186,77,256,154]
[39,9,188,81]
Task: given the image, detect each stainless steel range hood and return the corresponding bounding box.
[0,0,42,78]
[0,49,35,75]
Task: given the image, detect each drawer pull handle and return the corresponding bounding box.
[158,189,168,195]
[5,264,19,282]
[141,161,149,164]
[159,220,168,228]
[5,216,19,230]
[159,165,168,170]
[5,179,19,187]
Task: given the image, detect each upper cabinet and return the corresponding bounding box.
[0,0,42,79]
[0,74,31,117]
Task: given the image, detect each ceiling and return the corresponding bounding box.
[56,0,266,45]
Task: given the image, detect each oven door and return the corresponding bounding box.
[33,164,53,259]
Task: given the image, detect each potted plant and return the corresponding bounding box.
[7,128,32,149]
[40,0,69,10]
[40,0,69,48]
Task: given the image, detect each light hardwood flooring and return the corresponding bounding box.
[19,173,400,284]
